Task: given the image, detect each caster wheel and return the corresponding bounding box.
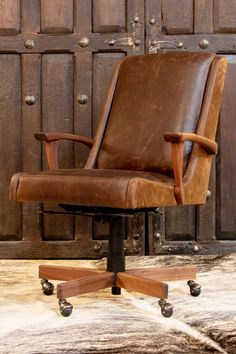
[187,280,201,297]
[158,299,174,318]
[41,279,54,296]
[59,298,73,317]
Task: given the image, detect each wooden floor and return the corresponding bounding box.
[0,254,235,354]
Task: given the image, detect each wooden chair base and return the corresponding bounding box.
[38,216,199,318]
[39,264,197,316]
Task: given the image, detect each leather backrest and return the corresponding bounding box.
[97,52,215,175]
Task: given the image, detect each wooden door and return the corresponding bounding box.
[0,0,145,258]
[145,0,236,255]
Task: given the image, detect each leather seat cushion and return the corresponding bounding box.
[10,169,176,209]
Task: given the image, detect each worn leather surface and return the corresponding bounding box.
[10,169,176,209]
[9,53,227,208]
[98,52,215,175]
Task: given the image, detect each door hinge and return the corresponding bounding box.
[104,13,143,49]
[149,40,186,53]
[105,36,142,49]
[105,37,135,47]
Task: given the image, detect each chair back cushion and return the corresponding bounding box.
[97,52,215,175]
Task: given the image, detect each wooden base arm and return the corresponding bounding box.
[57,272,115,299]
[39,265,104,281]
[117,273,168,299]
[127,266,197,282]
[39,265,198,301]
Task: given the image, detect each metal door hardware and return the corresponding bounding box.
[149,40,186,53]
[105,37,135,47]
[77,94,88,104]
[24,39,35,49]
[133,16,140,23]
[25,96,36,105]
[199,39,209,49]
[79,37,89,47]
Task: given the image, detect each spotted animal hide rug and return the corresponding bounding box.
[0,254,235,354]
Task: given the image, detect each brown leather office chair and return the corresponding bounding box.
[9,52,227,317]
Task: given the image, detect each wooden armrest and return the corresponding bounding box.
[164,132,217,155]
[164,132,217,205]
[34,132,94,170]
[34,132,94,148]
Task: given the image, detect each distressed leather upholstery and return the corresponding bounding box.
[10,169,175,209]
[9,52,227,209]
[98,53,213,173]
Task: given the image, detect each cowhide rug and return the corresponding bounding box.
[0,254,235,354]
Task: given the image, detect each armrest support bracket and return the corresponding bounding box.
[164,132,218,204]
[34,132,94,170]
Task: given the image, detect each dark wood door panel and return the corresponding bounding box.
[216,56,236,240]
[162,0,194,35]
[145,0,236,252]
[0,0,145,258]
[165,206,196,242]
[197,164,216,242]
[74,52,93,168]
[214,0,236,33]
[21,54,41,241]
[21,0,40,34]
[41,0,74,34]
[146,0,236,53]
[1,0,235,258]
[93,0,126,32]
[0,0,20,35]
[194,0,214,34]
[42,54,74,168]
[41,53,74,241]
[0,55,21,241]
[0,0,144,55]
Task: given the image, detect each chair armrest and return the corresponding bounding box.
[34,132,94,148]
[34,132,94,170]
[164,132,217,205]
[164,132,217,155]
